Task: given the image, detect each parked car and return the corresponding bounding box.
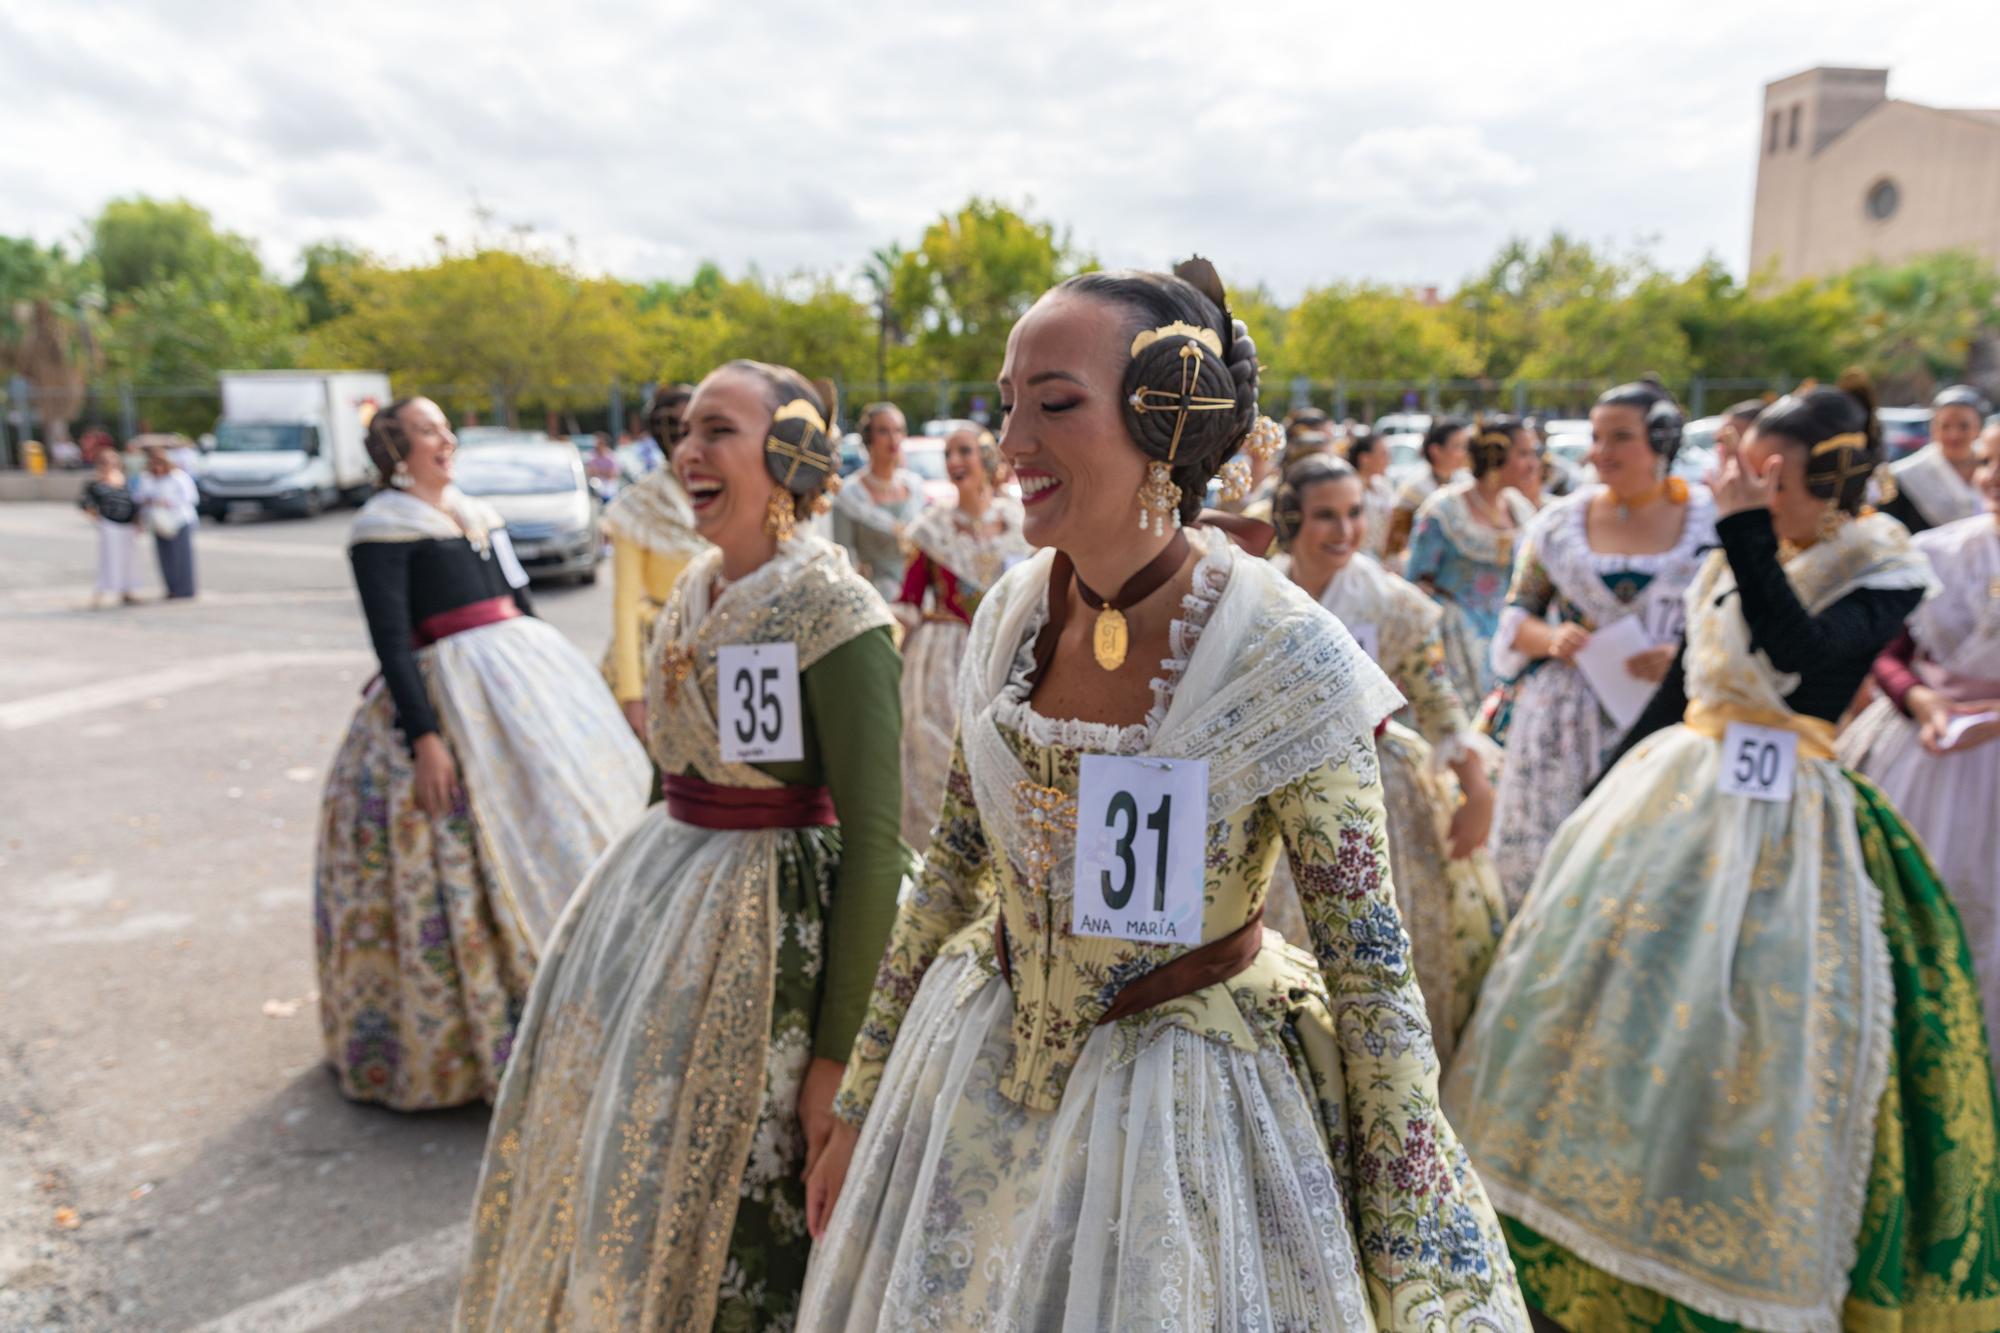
[1382,433,1427,486]
[899,437,959,506]
[450,442,602,585]
[1373,412,1433,438]
[456,427,552,450]
[1878,407,1932,462]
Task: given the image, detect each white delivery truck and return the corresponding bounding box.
[196,370,391,519]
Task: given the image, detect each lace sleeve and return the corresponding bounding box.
[1266,747,1525,1327]
[832,735,993,1125]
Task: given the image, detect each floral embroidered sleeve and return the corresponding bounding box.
[1267,741,1527,1328]
[1403,509,1451,592]
[832,736,994,1125]
[1391,627,1474,753]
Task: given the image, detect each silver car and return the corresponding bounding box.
[451,443,603,585]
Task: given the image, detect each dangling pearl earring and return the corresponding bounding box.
[391,460,411,489]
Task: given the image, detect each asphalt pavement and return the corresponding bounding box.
[0,500,613,1331]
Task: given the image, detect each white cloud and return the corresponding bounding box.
[6,0,1999,299]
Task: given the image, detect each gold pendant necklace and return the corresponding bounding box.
[1074,530,1189,673]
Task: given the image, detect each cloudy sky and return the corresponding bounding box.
[7,0,1998,299]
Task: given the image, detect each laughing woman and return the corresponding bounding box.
[1881,383,1989,534]
[1446,376,2000,1333]
[315,398,648,1110]
[457,363,910,1331]
[895,422,1027,849]
[1274,454,1506,1062]
[800,262,1526,1331]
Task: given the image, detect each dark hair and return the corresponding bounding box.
[1285,407,1331,440]
[363,396,423,485]
[1754,369,1882,514]
[1596,375,1685,462]
[1057,258,1259,524]
[1421,416,1469,467]
[1344,426,1381,461]
[1470,414,1525,479]
[857,401,905,446]
[1273,454,1360,547]
[1933,384,1993,421]
[716,360,840,519]
[1724,399,1766,426]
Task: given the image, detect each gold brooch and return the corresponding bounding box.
[661,643,696,704]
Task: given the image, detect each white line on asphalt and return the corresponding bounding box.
[0,650,370,730]
[189,1221,469,1333]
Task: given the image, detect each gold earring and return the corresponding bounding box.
[764,486,797,542]
[1136,461,1182,536]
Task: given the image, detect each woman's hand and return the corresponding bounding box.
[806,1119,860,1240]
[1921,692,2000,754]
[1623,644,1677,683]
[1547,623,1591,663]
[412,733,460,818]
[621,698,647,739]
[797,1056,845,1180]
[1712,448,1780,520]
[1446,762,1493,860]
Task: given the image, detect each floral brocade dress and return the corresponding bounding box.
[895,496,1028,850]
[457,535,911,1332]
[801,537,1529,1331]
[1446,512,2000,1333]
[1486,484,1716,909]
[1269,552,1508,1065]
[1405,480,1536,706]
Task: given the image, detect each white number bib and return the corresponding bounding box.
[1346,621,1380,662]
[1072,755,1208,944]
[717,643,804,763]
[1715,721,1797,803]
[1639,585,1687,645]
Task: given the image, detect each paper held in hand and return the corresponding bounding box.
[1941,710,2000,750]
[1570,614,1658,732]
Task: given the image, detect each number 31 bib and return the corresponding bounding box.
[1072,755,1208,944]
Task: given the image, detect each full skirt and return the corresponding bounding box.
[457,807,840,1332]
[1842,696,2000,1080]
[798,950,1382,1331]
[1487,659,1624,912]
[898,618,966,851]
[313,617,647,1110]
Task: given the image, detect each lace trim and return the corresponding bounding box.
[993,534,1232,753]
[1561,484,1718,575]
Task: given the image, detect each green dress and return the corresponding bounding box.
[458,536,910,1332]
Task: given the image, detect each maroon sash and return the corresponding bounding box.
[414,595,520,647]
[663,773,838,830]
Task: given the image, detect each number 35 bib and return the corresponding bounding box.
[1072,755,1208,944]
[716,643,804,763]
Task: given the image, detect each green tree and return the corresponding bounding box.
[92,197,264,304]
[636,267,874,407]
[292,241,370,328]
[1288,283,1475,385]
[889,199,1083,386]
[1844,249,2000,401]
[0,237,101,446]
[1666,258,1859,387]
[310,240,641,424]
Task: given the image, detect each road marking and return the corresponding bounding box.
[191,1221,469,1333]
[0,650,369,730]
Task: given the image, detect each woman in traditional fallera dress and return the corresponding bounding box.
[831,400,929,600]
[1880,383,1988,535]
[1405,419,1539,706]
[1384,415,1470,561]
[1445,376,2000,1333]
[1345,426,1398,560]
[1271,454,1506,1062]
[315,398,648,1110]
[800,262,1527,1331]
[602,384,707,736]
[1487,382,1717,910]
[895,422,1028,850]
[457,363,910,1332]
[1841,426,2000,1078]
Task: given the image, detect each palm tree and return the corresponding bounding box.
[861,245,902,400]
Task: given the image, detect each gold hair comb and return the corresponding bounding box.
[1130,321,1224,358]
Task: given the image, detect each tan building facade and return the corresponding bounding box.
[1750,67,2000,283]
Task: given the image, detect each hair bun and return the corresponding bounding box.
[1121,330,1245,474]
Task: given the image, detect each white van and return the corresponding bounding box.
[196,371,390,519]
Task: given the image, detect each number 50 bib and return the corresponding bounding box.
[1072,755,1208,944]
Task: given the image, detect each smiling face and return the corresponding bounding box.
[997,291,1152,557]
[1741,427,1824,545]
[1288,474,1366,587]
[864,406,907,472]
[1589,403,1658,499]
[394,398,456,490]
[944,428,991,504]
[1501,429,1541,493]
[1935,404,1983,460]
[672,368,780,554]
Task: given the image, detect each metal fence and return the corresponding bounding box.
[0,371,1811,468]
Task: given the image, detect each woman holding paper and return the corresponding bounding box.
[1405,419,1540,706]
[800,263,1527,1330]
[1841,426,2000,1073]
[457,363,911,1332]
[1270,454,1506,1061]
[1486,378,1716,909]
[1445,375,2000,1333]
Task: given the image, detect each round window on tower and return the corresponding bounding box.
[1865,178,1900,222]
